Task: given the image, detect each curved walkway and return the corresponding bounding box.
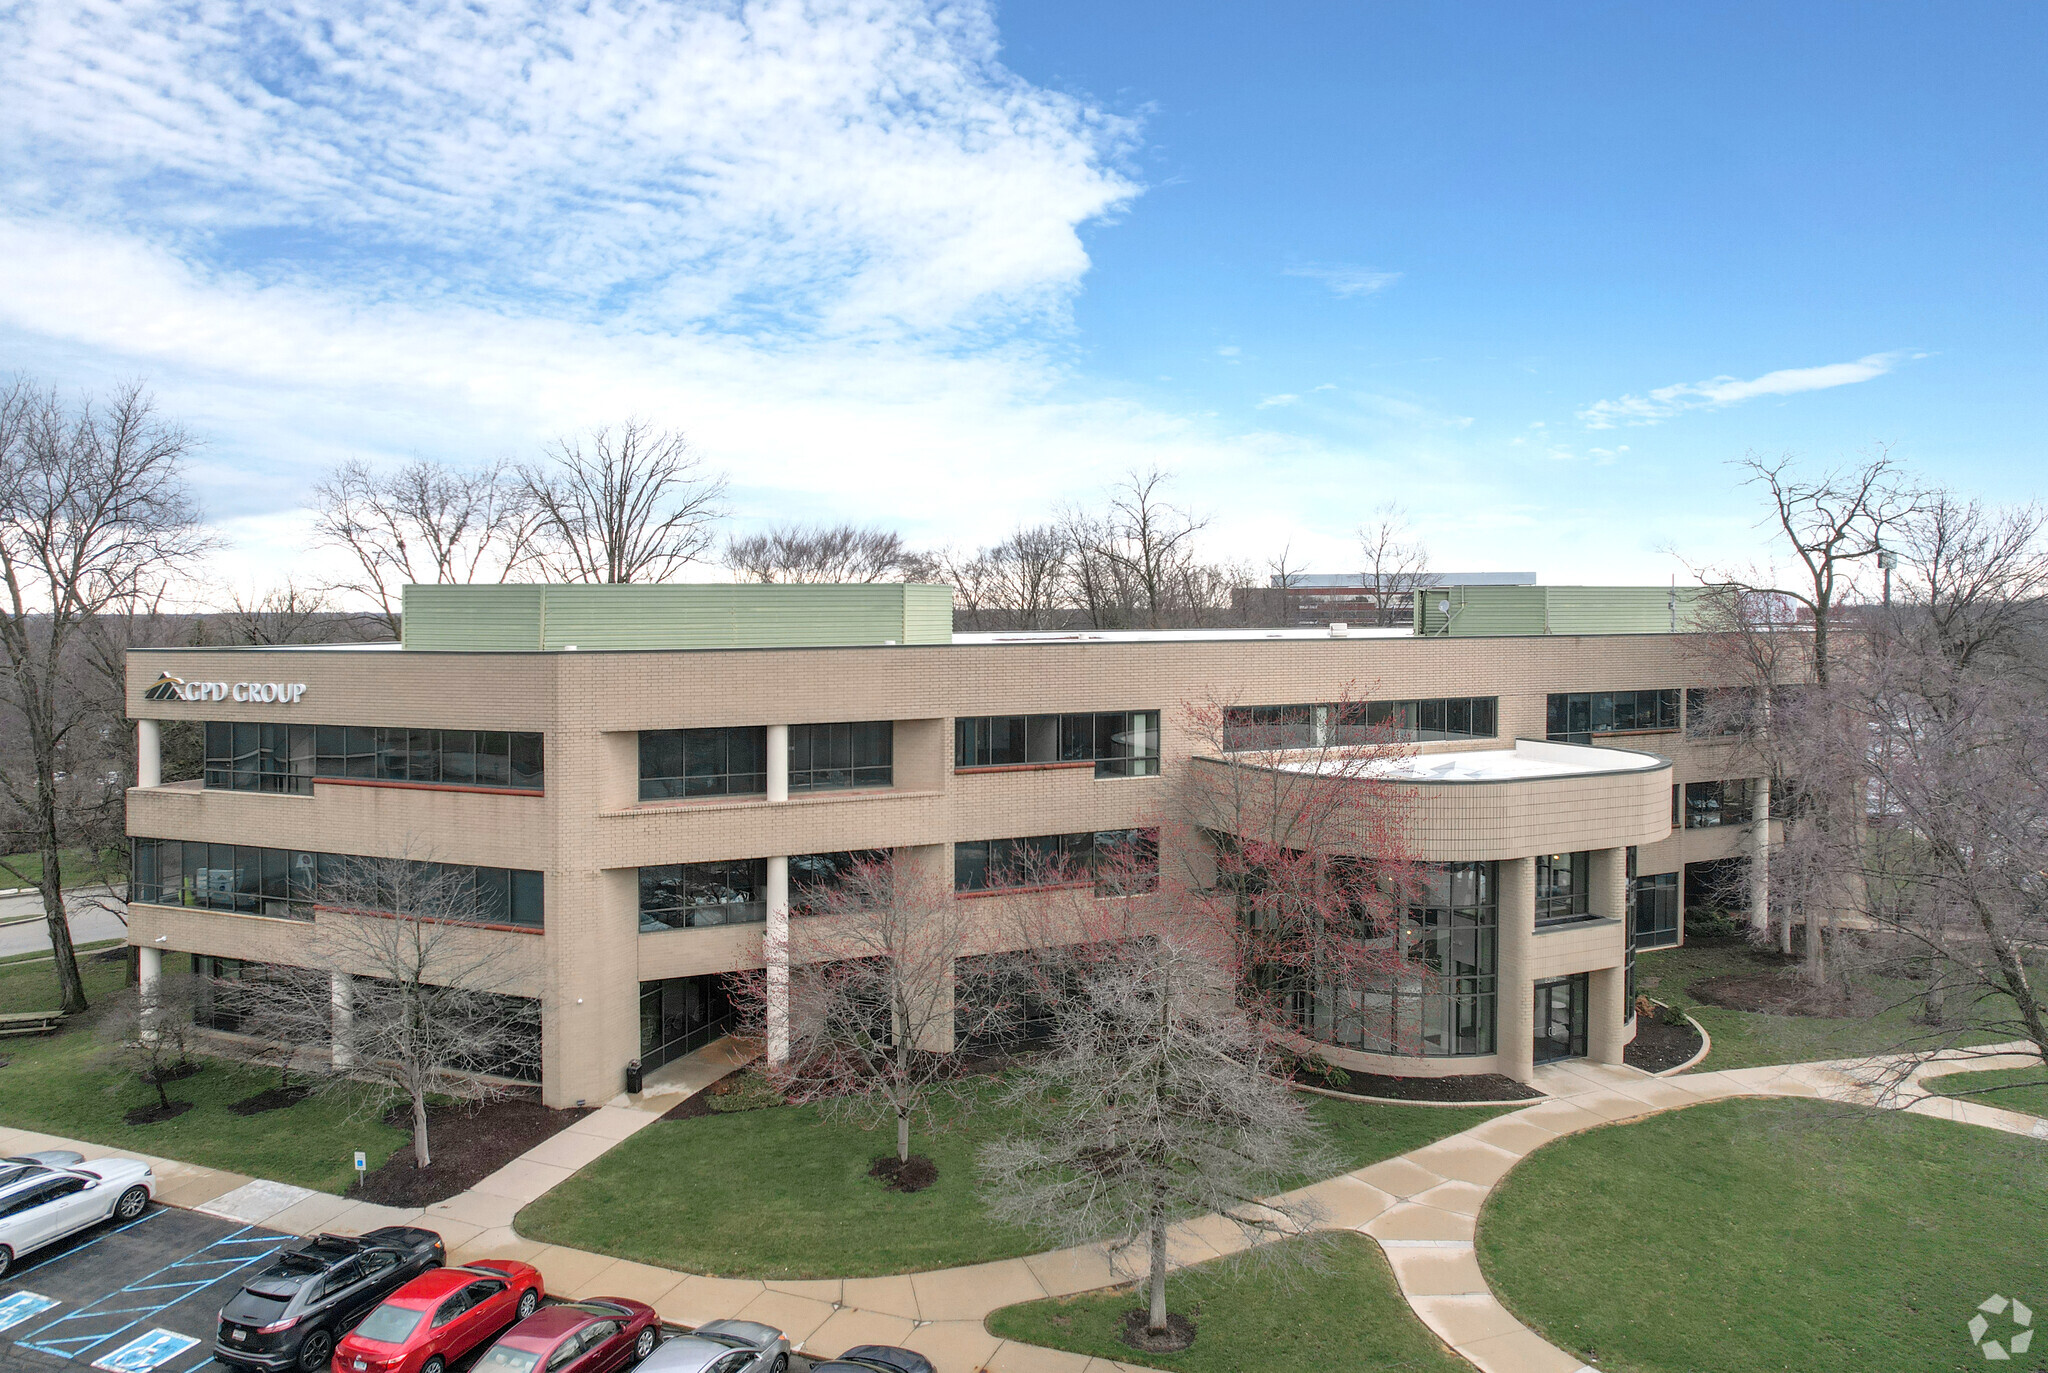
[3,1041,2041,1373]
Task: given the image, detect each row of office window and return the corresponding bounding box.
[1544,690,1680,744]
[1681,778,1792,828]
[1534,851,1593,927]
[954,711,1161,777]
[129,837,545,928]
[636,850,881,931]
[202,723,545,794]
[1220,697,1498,751]
[953,828,1160,894]
[638,723,894,800]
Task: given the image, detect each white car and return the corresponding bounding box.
[0,1158,155,1277]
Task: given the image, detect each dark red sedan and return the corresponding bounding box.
[331,1260,545,1373]
[471,1298,662,1373]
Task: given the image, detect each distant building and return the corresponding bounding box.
[1234,571,1539,626]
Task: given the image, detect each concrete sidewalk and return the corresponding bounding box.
[6,1038,2042,1373]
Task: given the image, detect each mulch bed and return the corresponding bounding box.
[1294,1062,1543,1102]
[1119,1309,1196,1353]
[353,1097,592,1207]
[228,1084,312,1115]
[125,1101,195,1125]
[1625,1013,1704,1073]
[869,1153,938,1193]
[1689,972,1869,1018]
[660,1091,713,1123]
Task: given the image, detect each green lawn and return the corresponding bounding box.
[987,1232,1465,1373]
[1478,1097,2048,1373]
[517,1073,1510,1280]
[1926,1062,2048,1119]
[0,847,122,890]
[1634,942,2008,1072]
[0,951,410,1193]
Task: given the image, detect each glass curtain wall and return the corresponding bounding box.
[954,711,1160,777]
[203,724,543,793]
[1273,860,1499,1058]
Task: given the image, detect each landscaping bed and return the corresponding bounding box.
[987,1232,1467,1373]
[1622,1010,1703,1073]
[1478,1096,2048,1372]
[353,1097,592,1207]
[1294,1060,1541,1102]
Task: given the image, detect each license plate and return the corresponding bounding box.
[355,1362,368,1371]
[231,1330,246,1341]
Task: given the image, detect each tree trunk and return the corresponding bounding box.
[1748,780,1770,939]
[411,1092,433,1169]
[897,1107,911,1164]
[38,844,89,1016]
[1803,902,1825,985]
[1147,1202,1169,1333]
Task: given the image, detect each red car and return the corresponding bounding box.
[470,1298,662,1373]
[331,1260,545,1373]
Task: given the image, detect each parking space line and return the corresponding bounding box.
[16,1225,287,1363]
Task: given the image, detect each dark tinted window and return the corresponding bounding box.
[203,724,542,793]
[789,721,892,791]
[223,1291,293,1325]
[956,711,1159,777]
[639,727,767,800]
[129,838,543,929]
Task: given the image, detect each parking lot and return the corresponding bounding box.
[0,1205,821,1373]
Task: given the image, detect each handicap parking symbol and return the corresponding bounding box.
[0,1291,60,1332]
[90,1328,201,1371]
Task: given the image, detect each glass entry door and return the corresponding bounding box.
[639,975,734,1071]
[1533,974,1589,1064]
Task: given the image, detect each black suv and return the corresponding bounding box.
[215,1226,445,1371]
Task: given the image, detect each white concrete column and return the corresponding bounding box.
[136,720,162,789]
[1497,857,1535,1084]
[911,958,957,1053]
[137,945,162,1041]
[1749,776,1772,939]
[767,723,790,804]
[765,854,790,1064]
[330,972,355,1070]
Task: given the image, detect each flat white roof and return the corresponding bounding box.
[1230,737,1669,783]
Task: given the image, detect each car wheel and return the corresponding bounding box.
[295,1329,332,1372]
[0,1246,12,1280]
[516,1288,539,1319]
[633,1327,657,1361]
[422,1359,446,1373]
[114,1185,150,1220]
[771,1355,788,1373]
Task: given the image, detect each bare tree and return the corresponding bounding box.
[1890,493,2048,674]
[725,522,933,584]
[750,853,1002,1170]
[312,457,540,637]
[0,378,212,1014]
[1357,504,1432,628]
[979,916,1333,1338]
[520,422,725,584]
[943,525,1068,631]
[1713,449,1923,686]
[213,580,361,646]
[100,974,205,1121]
[292,854,539,1169]
[1102,468,1210,630]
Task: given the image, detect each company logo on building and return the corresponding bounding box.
[1969,1293,2033,1360]
[143,672,306,705]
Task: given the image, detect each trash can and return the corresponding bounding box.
[625,1059,643,1094]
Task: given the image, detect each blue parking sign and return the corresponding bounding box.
[90,1328,200,1371]
[0,1291,59,1332]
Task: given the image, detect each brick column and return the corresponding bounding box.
[1587,847,1628,1065]
[1497,856,1534,1083]
[330,972,355,1069]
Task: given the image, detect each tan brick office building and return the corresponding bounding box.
[122,584,1769,1107]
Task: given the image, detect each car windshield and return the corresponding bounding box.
[353,1304,426,1345]
[222,1292,291,1325]
[473,1347,543,1373]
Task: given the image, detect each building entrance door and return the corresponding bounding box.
[1533,973,1589,1064]
[639,974,734,1071]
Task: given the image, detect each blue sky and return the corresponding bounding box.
[1,0,2040,594]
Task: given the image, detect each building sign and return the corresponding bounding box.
[143,672,307,704]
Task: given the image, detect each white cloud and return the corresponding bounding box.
[1256,393,1299,408]
[1577,351,1911,429]
[1216,345,1242,358]
[1285,263,1401,298]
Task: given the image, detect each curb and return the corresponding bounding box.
[1657,1014,1713,1076]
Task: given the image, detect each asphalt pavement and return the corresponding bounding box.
[0,893,128,961]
